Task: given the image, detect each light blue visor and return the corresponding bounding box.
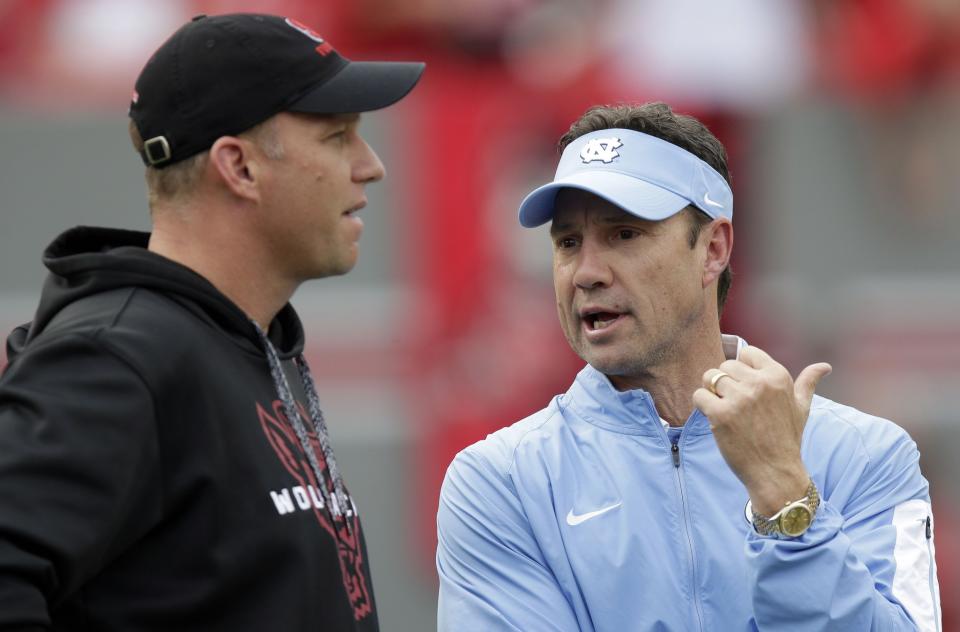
[518,128,733,228]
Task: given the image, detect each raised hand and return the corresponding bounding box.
[692,345,832,515]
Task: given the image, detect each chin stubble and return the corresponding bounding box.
[572,298,706,377]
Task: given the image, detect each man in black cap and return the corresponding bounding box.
[0,13,423,631]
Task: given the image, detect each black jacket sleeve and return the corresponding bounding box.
[0,332,161,628]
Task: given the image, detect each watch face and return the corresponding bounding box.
[779,503,813,537]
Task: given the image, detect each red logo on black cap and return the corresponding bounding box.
[284,17,334,56]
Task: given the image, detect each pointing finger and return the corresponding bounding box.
[794,362,832,416]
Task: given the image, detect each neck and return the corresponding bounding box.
[608,319,726,427]
[148,201,296,329]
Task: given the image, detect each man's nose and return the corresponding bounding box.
[354,136,385,184]
[572,240,613,289]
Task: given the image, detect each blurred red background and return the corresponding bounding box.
[1,1,957,629]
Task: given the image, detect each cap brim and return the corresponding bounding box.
[289,60,425,114]
[518,171,691,228]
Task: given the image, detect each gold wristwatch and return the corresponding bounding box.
[750,480,820,538]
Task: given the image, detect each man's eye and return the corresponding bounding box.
[556,237,578,249]
[617,229,638,240]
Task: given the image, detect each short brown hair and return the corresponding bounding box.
[558,102,733,315]
[129,118,285,210]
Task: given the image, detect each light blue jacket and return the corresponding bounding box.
[437,354,941,630]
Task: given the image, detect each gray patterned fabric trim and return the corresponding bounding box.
[251,321,351,531]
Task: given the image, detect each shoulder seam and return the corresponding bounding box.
[506,402,565,477]
[107,286,139,330]
[813,400,880,470]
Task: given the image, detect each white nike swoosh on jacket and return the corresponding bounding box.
[566,502,622,526]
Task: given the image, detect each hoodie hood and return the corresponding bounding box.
[11,226,304,361]
[17,226,348,533]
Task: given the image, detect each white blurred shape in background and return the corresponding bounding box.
[604,0,813,110]
[49,0,188,79]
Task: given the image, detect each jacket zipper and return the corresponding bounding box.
[926,516,942,632]
[671,437,705,631]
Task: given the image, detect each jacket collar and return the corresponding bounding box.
[561,334,746,436]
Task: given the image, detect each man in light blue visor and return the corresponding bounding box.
[436,103,941,631]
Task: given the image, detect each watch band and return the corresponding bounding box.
[751,479,820,538]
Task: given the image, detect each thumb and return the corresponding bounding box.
[794,362,832,417]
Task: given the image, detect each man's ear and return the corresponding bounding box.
[208,136,262,202]
[702,218,733,289]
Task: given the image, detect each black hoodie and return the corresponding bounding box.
[0,227,378,631]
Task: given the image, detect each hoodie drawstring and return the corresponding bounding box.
[252,321,352,533]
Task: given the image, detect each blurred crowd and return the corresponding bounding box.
[2,0,958,626]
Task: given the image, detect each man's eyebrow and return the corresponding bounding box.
[551,213,640,233]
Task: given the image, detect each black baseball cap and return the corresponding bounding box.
[129,13,425,168]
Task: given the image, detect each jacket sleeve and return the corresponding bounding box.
[0,333,161,629]
[747,417,941,631]
[436,447,581,632]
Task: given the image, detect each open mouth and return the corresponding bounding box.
[344,200,367,217]
[582,311,623,331]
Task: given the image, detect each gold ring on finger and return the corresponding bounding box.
[708,371,732,396]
